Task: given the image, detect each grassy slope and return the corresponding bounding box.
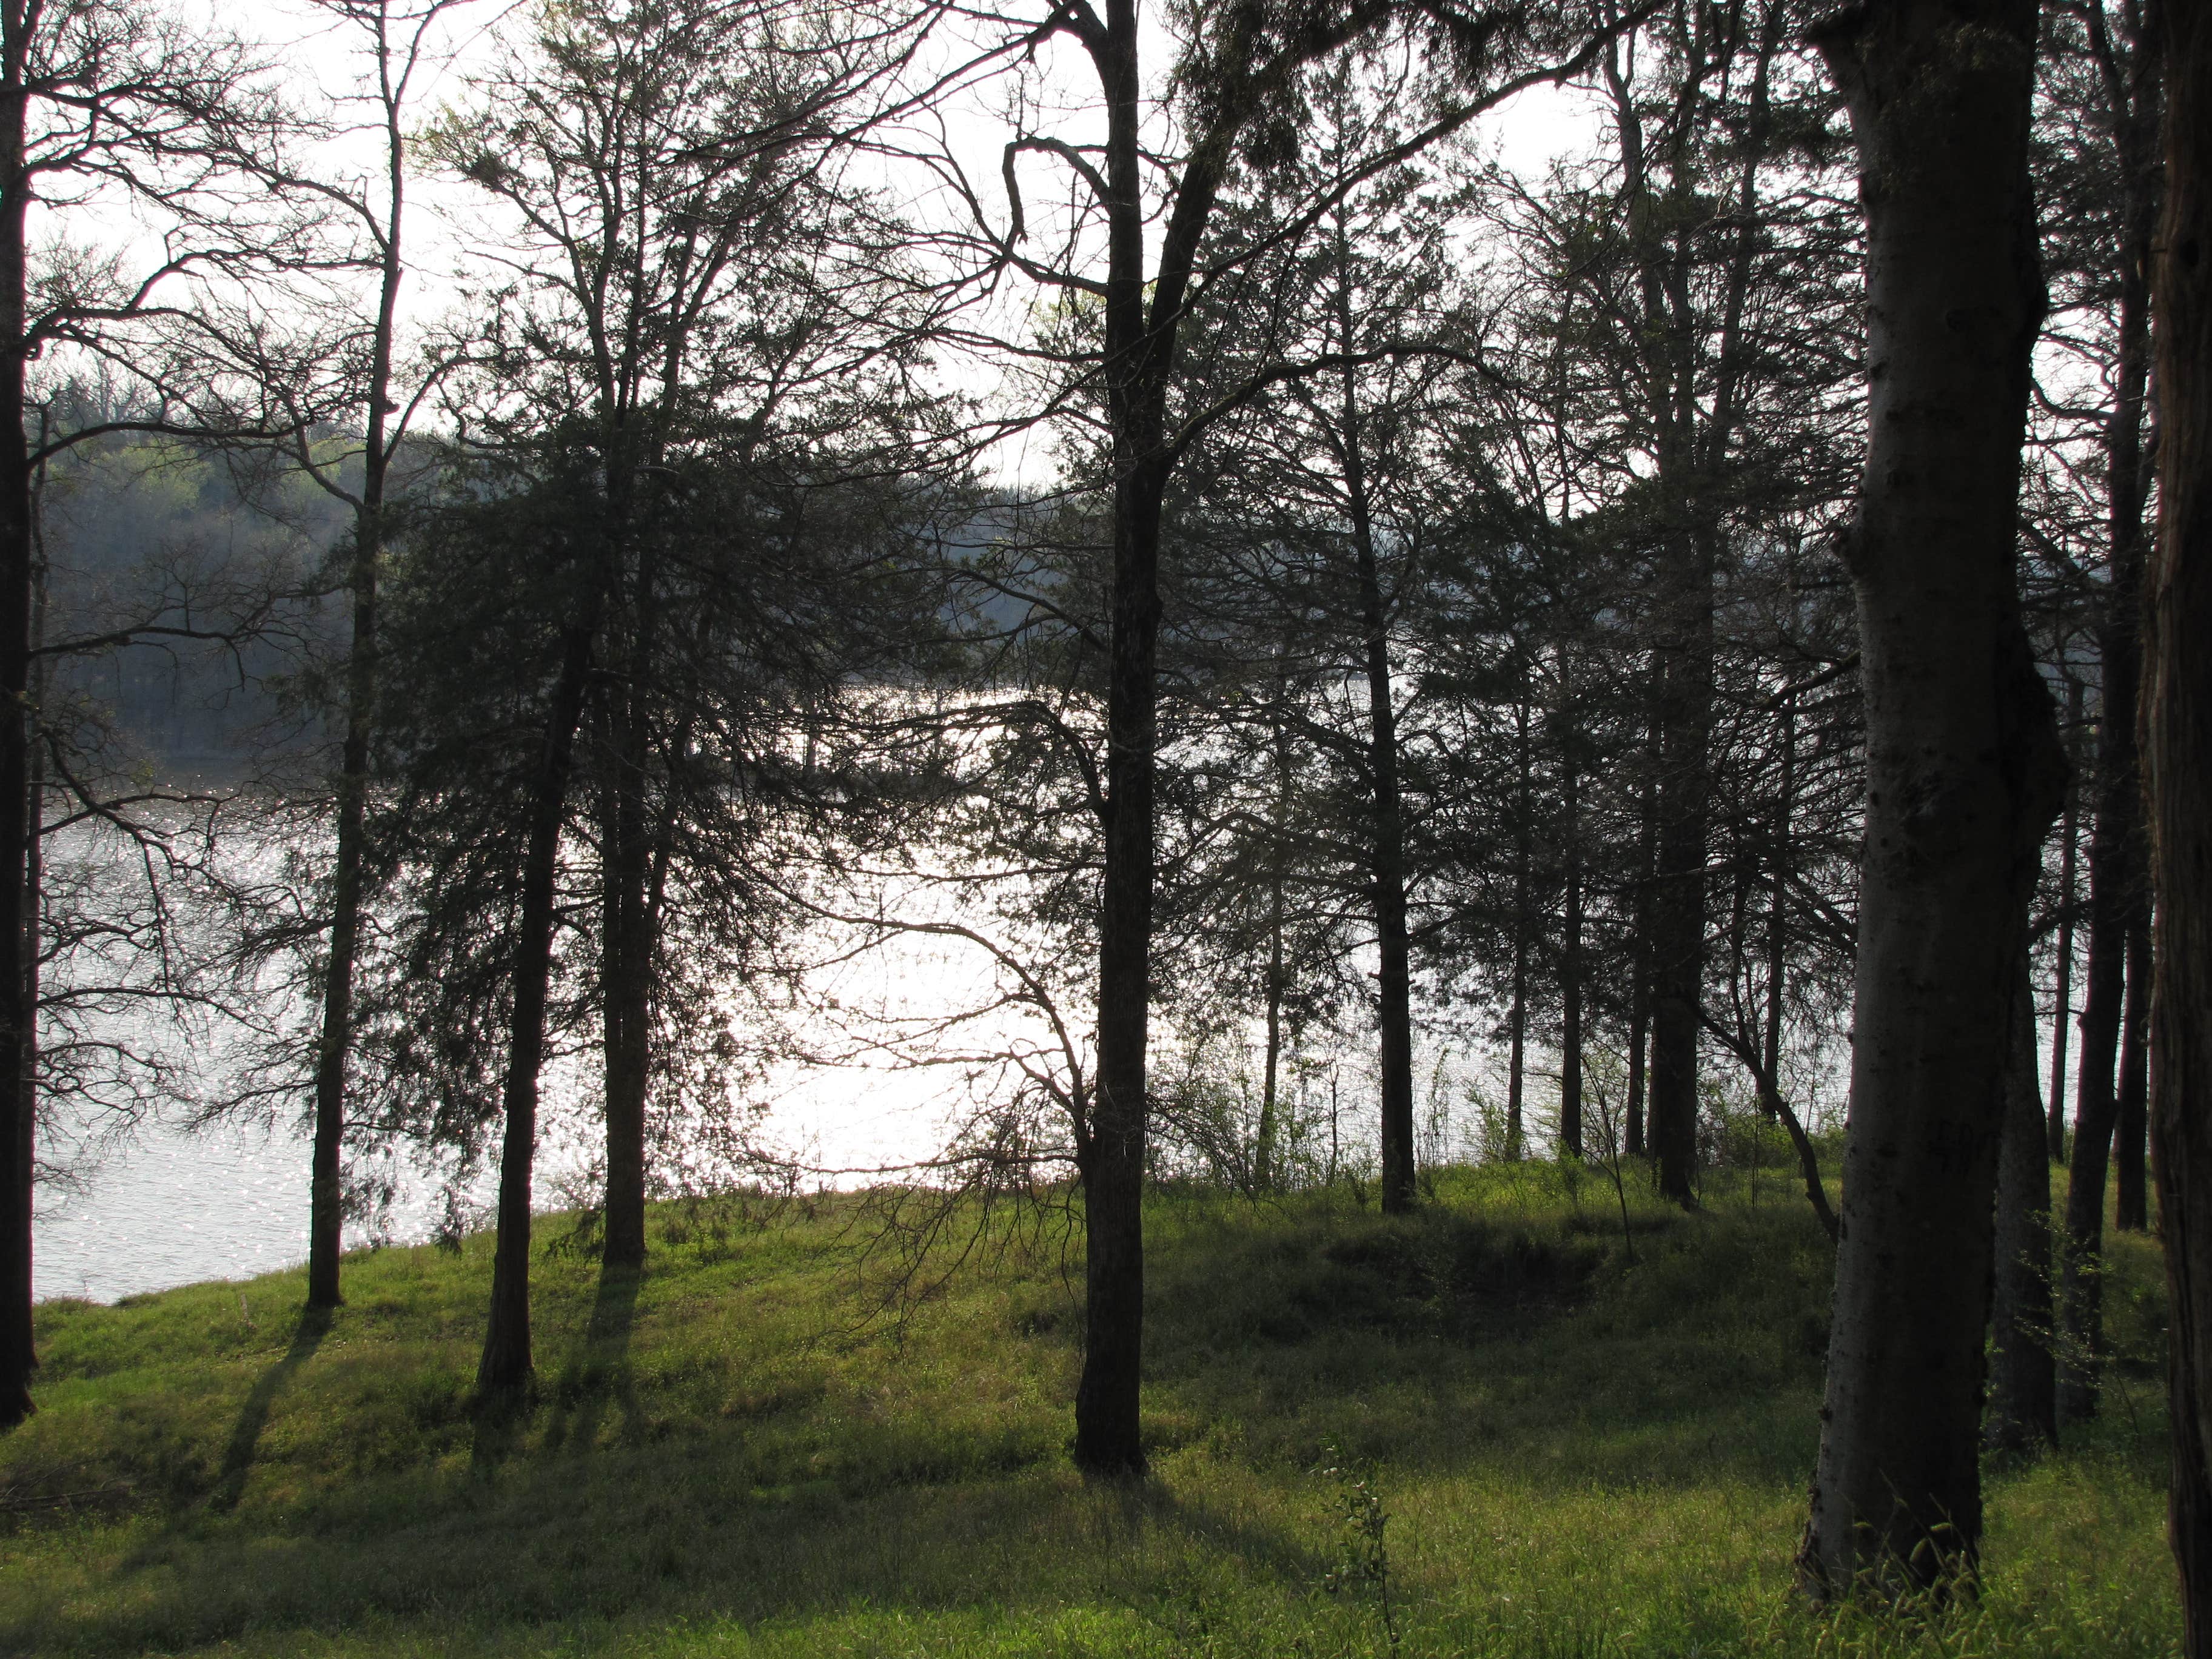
[0,1164,2177,1658]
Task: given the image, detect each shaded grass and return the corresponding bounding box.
[0,1163,2178,1657]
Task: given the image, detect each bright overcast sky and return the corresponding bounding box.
[112,0,1605,468]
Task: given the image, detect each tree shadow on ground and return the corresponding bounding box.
[542,1264,642,1453]
[206,1305,332,1513]
[32,1430,1337,1655]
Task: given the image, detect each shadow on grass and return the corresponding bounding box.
[33,1429,1339,1656]
[207,1305,332,1513]
[543,1265,642,1453]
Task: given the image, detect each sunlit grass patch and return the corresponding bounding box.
[0,1165,2178,1656]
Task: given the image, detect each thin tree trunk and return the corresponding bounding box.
[1070,0,1161,1468]
[1320,240,1415,1212]
[1697,1008,1836,1241]
[2145,0,2212,1637]
[1988,950,2059,1456]
[1506,685,1530,1161]
[1559,662,1583,1161]
[2063,0,2161,1418]
[308,378,394,1315]
[1064,0,1581,1473]
[309,18,413,1310]
[1801,0,2062,1595]
[1763,692,1794,1115]
[598,725,652,1269]
[1076,441,1163,1473]
[599,542,661,1270]
[10,451,40,1414]
[1346,410,1414,1213]
[1257,666,1292,1191]
[1627,689,1657,1160]
[2048,675,2083,1161]
[2064,757,2134,1424]
[2116,916,2151,1230]
[1259,888,1282,1190]
[0,16,38,1427]
[478,619,598,1398]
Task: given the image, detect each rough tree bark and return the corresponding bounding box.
[1987,950,2059,1456]
[1800,0,2063,1595]
[2145,0,2212,1640]
[2116,918,2151,1230]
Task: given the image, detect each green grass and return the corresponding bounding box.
[0,1164,2179,1657]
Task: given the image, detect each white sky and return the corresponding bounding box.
[107,0,1604,468]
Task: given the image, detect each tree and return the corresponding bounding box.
[0,0,307,1427]
[2043,0,2163,1415]
[930,0,1617,1473]
[276,0,466,1313]
[1986,948,2058,1455]
[1799,0,2065,1595]
[2145,0,2212,1642]
[1456,0,1859,1199]
[409,0,932,1390]
[1164,101,1481,1207]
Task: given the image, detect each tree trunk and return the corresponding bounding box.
[1257,668,1291,1191]
[1627,691,1657,1160]
[1506,685,1530,1161]
[0,28,38,1429]
[2063,749,2135,1423]
[1800,0,2061,1596]
[1558,669,1583,1162]
[2061,682,2142,1417]
[1647,574,1712,1202]
[2146,1,2212,1638]
[1625,986,1647,1159]
[309,33,411,1312]
[1339,352,1414,1213]
[1259,883,1282,1190]
[2048,675,2083,1161]
[1068,0,1169,1477]
[598,745,652,1270]
[478,619,598,1398]
[1762,692,1794,1116]
[1987,950,2058,1456]
[2115,917,2151,1230]
[598,550,662,1270]
[2063,0,2160,1413]
[1075,446,1163,1475]
[307,412,392,1313]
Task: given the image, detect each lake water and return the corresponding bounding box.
[25,811,1753,1306]
[36,1117,352,1304]
[28,896,1121,1303]
[31,1060,993,1304]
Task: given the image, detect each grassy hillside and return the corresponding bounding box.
[0,1165,2178,1657]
